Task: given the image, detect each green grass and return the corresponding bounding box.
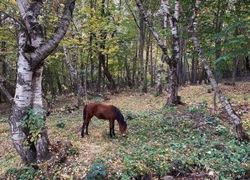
[112,109,250,179]
[1,106,250,179]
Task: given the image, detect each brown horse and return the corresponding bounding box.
[81,103,127,138]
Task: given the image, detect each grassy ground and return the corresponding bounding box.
[0,83,250,179]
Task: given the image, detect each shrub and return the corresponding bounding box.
[6,166,39,180]
[86,161,107,180]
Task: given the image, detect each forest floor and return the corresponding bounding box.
[0,82,250,179]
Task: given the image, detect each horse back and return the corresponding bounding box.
[86,103,116,120]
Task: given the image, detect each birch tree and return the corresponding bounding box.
[136,0,181,105]
[2,0,76,163]
[189,0,249,141]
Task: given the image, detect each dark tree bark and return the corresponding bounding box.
[124,57,132,88]
[132,46,138,86]
[0,75,14,104]
[97,0,116,92]
[150,38,154,87]
[138,11,145,83]
[142,33,151,93]
[191,53,198,84]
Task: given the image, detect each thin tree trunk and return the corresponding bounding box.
[190,0,249,141]
[155,63,163,96]
[138,11,145,83]
[132,46,138,86]
[150,39,154,87]
[142,33,151,93]
[0,75,14,104]
[63,46,84,107]
[232,57,239,85]
[124,57,132,88]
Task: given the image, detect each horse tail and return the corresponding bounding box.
[83,105,87,121]
[113,106,127,127]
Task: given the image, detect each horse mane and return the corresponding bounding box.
[112,106,127,127]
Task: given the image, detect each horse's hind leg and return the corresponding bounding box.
[84,116,92,136]
[86,121,90,135]
[81,122,86,137]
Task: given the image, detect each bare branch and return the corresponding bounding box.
[0,11,24,28]
[135,0,170,61]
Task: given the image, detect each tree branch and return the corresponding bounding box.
[136,0,170,62]
[28,0,76,70]
[125,0,140,30]
[0,11,24,28]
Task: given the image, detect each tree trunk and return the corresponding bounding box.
[155,62,163,96]
[190,0,249,141]
[142,33,151,93]
[232,57,239,85]
[132,46,138,86]
[9,0,76,163]
[150,38,154,87]
[138,12,145,83]
[191,53,198,84]
[166,0,181,105]
[63,46,84,107]
[136,0,181,105]
[124,57,132,88]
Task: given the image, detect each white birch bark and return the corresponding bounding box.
[190,0,249,141]
[9,0,76,163]
[136,0,181,105]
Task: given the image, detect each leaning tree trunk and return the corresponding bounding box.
[190,0,249,141]
[8,0,76,163]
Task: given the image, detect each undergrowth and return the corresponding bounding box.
[114,107,250,179]
[2,104,250,179]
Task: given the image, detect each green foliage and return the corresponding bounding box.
[56,121,66,129]
[6,166,39,180]
[116,109,250,179]
[21,109,45,143]
[67,146,79,156]
[86,160,107,180]
[188,101,208,114]
[125,111,138,121]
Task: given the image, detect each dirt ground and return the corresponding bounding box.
[0,82,249,177]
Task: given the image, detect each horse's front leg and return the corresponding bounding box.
[109,120,115,137]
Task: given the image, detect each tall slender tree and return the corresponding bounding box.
[136,0,181,105]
